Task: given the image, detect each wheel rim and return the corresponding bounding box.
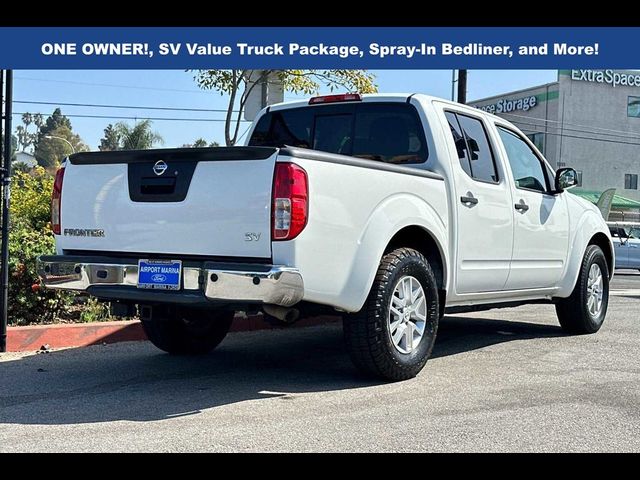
[389,275,427,354]
[586,263,604,317]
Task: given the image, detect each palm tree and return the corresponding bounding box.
[115,120,164,150]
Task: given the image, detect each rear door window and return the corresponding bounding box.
[249,102,428,164]
[445,111,498,183]
[445,111,472,177]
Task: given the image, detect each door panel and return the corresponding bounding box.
[508,191,569,288]
[496,126,570,290]
[612,237,628,268]
[444,111,514,293]
[627,238,640,268]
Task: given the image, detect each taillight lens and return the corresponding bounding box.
[272,163,308,241]
[309,93,362,104]
[51,167,65,235]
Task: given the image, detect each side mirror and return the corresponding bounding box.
[555,167,578,192]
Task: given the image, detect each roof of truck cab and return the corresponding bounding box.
[266,93,503,121]
[267,93,414,111]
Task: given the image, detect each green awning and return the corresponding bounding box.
[570,189,640,209]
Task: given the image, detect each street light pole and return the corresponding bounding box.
[44,135,76,154]
[0,70,13,352]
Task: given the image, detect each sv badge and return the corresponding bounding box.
[244,233,261,242]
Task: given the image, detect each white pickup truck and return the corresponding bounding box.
[38,93,613,381]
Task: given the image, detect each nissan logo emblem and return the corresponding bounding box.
[153,160,168,176]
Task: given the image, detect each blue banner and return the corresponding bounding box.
[0,27,636,69]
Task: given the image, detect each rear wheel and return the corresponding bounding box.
[141,306,234,355]
[343,247,439,381]
[555,245,609,334]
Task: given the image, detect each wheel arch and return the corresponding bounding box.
[384,225,446,292]
[556,211,614,298]
[588,232,614,279]
[329,191,449,313]
[385,225,447,318]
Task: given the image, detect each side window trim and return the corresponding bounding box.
[445,111,473,177]
[444,109,501,185]
[496,124,553,195]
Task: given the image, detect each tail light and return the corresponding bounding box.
[51,167,65,235]
[272,163,308,241]
[308,93,362,105]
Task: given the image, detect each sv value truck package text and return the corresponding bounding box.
[38,93,613,381]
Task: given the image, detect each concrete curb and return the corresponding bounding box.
[6,314,340,352]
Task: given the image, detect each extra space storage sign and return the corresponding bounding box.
[475,95,538,114]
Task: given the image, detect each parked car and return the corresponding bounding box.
[38,93,614,381]
[608,222,640,271]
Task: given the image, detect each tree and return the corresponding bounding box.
[32,108,75,165]
[99,124,121,151]
[194,70,377,146]
[34,126,89,168]
[15,113,43,152]
[37,108,72,142]
[183,138,220,148]
[115,120,164,150]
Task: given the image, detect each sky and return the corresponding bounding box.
[11,69,558,150]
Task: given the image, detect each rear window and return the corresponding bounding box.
[249,102,428,164]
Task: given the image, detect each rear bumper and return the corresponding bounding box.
[37,255,304,307]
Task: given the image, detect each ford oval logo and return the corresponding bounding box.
[153,160,168,176]
[151,274,167,283]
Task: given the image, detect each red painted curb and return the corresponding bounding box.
[6,314,340,352]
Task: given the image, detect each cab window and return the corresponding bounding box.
[497,126,549,193]
[249,102,428,164]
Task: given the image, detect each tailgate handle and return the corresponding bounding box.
[140,177,177,195]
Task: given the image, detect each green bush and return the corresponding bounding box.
[8,167,74,325]
[78,297,111,323]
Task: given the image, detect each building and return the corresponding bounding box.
[470,69,640,202]
[13,151,37,168]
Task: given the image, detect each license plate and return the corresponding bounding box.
[137,259,182,290]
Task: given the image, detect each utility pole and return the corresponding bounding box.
[457,69,468,104]
[0,70,12,352]
[451,70,457,101]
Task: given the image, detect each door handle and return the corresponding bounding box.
[460,195,478,205]
[514,201,530,212]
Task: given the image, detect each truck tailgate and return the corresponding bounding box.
[58,147,277,259]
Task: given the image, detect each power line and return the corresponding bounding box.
[499,110,640,140]
[14,75,211,95]
[12,111,250,123]
[518,126,640,147]
[511,118,640,142]
[15,98,640,142]
[14,99,239,114]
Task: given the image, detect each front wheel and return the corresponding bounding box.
[343,247,439,381]
[555,245,609,334]
[141,306,235,355]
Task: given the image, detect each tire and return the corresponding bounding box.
[141,306,234,355]
[555,245,609,334]
[343,247,439,381]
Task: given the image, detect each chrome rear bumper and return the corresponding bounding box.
[37,256,304,307]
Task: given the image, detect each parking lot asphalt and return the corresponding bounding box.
[1,271,639,452]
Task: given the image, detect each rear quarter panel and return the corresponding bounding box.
[272,156,449,312]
